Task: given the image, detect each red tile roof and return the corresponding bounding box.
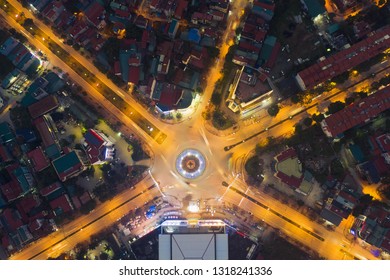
[0,144,12,162]
[0,181,22,202]
[128,66,141,84]
[297,25,390,90]
[33,117,56,148]
[85,1,105,27]
[276,147,297,161]
[264,41,281,68]
[321,85,390,137]
[158,84,183,108]
[1,208,23,231]
[27,146,50,172]
[50,194,74,214]
[274,148,303,189]
[114,60,121,75]
[16,195,40,219]
[376,134,390,152]
[275,171,301,189]
[174,0,188,19]
[40,182,62,197]
[28,95,59,119]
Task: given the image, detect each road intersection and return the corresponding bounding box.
[2,0,388,260]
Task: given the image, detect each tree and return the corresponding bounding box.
[68,134,76,142]
[291,94,301,104]
[176,112,182,120]
[206,47,220,59]
[0,54,15,80]
[345,96,355,105]
[102,37,121,64]
[371,81,381,91]
[312,113,325,123]
[267,104,280,117]
[22,18,34,29]
[330,159,345,180]
[294,124,303,134]
[303,117,313,127]
[327,101,345,115]
[211,92,222,106]
[125,24,142,40]
[331,71,349,84]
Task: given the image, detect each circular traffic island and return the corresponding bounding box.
[176,149,206,180]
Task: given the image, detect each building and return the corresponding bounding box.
[257,35,281,69]
[295,26,390,90]
[168,19,179,39]
[252,0,275,21]
[351,205,390,253]
[28,95,59,119]
[0,122,15,144]
[0,164,34,202]
[376,133,390,164]
[226,65,273,114]
[52,151,85,182]
[272,148,314,196]
[33,115,61,159]
[320,190,358,226]
[84,1,106,29]
[83,129,115,165]
[27,146,50,172]
[159,219,228,260]
[321,85,390,138]
[49,194,74,216]
[150,81,194,113]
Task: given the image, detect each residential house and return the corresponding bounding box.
[0,164,34,202]
[0,122,15,144]
[27,146,50,172]
[28,95,59,119]
[33,115,61,160]
[84,1,107,29]
[42,1,66,23]
[226,65,273,114]
[320,189,358,226]
[352,205,390,253]
[50,194,74,216]
[295,26,390,90]
[321,86,390,138]
[52,151,85,182]
[83,129,115,165]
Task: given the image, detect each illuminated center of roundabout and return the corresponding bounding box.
[176,149,206,180]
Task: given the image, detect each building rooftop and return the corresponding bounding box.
[296,25,390,90]
[52,151,83,182]
[28,95,59,119]
[159,219,228,260]
[27,146,50,172]
[49,194,74,216]
[274,148,314,195]
[321,85,390,137]
[0,122,15,144]
[33,116,57,148]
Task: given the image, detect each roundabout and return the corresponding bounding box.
[175,149,206,180]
